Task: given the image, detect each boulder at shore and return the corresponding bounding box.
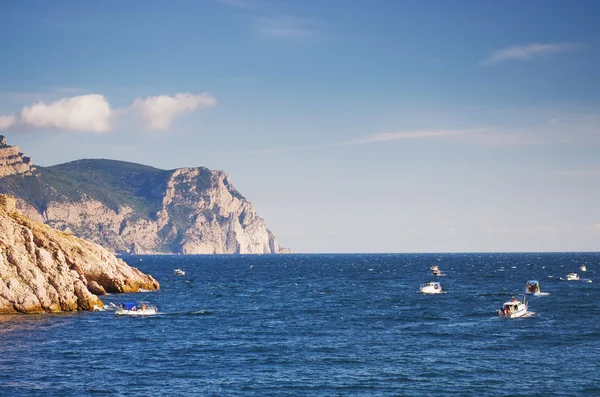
[0,194,159,314]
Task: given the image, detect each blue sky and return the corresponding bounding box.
[1,0,600,253]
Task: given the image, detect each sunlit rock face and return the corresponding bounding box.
[0,194,159,314]
[0,135,33,177]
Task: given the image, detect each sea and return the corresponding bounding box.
[1,252,599,396]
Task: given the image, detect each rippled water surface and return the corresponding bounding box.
[1,253,599,396]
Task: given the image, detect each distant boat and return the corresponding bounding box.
[174,268,185,276]
[498,296,528,318]
[420,281,442,294]
[430,265,445,276]
[580,265,587,272]
[566,272,579,281]
[525,280,541,295]
[115,302,158,316]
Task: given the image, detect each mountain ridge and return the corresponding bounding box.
[0,149,288,255]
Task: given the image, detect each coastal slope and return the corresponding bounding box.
[0,157,288,254]
[0,194,159,314]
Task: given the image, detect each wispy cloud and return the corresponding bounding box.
[225,105,600,156]
[481,42,589,65]
[254,16,319,38]
[218,0,320,38]
[548,169,600,177]
[0,115,16,130]
[217,0,260,10]
[342,128,485,145]
[225,128,483,155]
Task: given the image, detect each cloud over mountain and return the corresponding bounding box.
[20,94,112,133]
[132,93,217,131]
[0,92,216,133]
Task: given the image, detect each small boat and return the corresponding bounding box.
[420,281,442,294]
[174,268,185,276]
[566,272,579,281]
[430,265,445,276]
[498,296,528,318]
[115,302,158,316]
[580,265,587,272]
[525,280,541,295]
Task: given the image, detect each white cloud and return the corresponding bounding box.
[0,115,16,130]
[1,91,217,133]
[20,94,112,133]
[481,42,588,65]
[132,93,217,131]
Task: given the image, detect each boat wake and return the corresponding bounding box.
[93,303,118,312]
[160,310,213,316]
[522,311,536,318]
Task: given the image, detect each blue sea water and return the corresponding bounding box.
[1,253,599,396]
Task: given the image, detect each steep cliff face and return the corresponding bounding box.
[0,135,33,177]
[0,195,160,314]
[157,168,281,254]
[1,158,286,255]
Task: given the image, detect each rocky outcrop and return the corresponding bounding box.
[157,168,281,254]
[0,194,160,314]
[15,166,287,254]
[0,135,33,177]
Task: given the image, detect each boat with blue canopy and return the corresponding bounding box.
[115,301,158,316]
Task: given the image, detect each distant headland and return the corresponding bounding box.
[0,134,291,256]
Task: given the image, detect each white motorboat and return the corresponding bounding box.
[115,302,158,316]
[525,280,541,295]
[420,281,442,294]
[430,265,445,276]
[174,268,185,276]
[580,265,587,272]
[566,272,579,281]
[498,296,528,318]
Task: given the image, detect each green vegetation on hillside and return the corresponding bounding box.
[0,159,173,219]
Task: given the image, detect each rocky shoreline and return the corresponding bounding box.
[0,194,159,314]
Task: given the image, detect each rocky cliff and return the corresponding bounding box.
[0,135,33,177]
[0,194,159,314]
[0,155,287,255]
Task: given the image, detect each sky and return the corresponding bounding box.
[1,0,600,253]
